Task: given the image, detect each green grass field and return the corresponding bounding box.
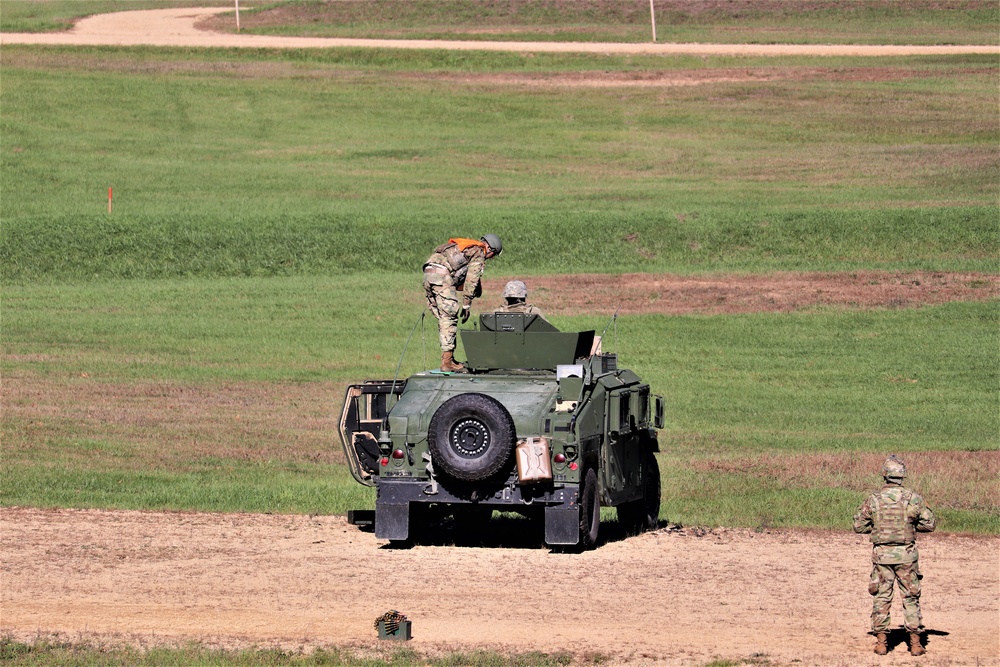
[2,47,997,280]
[1,2,998,538]
[4,279,997,532]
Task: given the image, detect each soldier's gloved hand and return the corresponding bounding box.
[460,306,471,323]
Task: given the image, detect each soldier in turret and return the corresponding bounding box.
[423,234,502,372]
[495,280,544,317]
[853,455,936,656]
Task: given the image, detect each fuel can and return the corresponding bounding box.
[516,437,552,483]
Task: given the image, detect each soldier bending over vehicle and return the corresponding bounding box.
[423,234,502,372]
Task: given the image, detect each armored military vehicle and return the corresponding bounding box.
[338,312,664,549]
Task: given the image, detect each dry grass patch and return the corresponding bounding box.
[3,374,346,469]
[493,271,999,316]
[8,48,991,89]
[690,450,999,513]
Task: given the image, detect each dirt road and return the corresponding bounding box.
[1,7,997,55]
[1,507,997,666]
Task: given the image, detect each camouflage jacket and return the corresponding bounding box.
[853,483,936,564]
[424,241,487,307]
[495,302,543,317]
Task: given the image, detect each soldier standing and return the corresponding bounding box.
[422,234,502,372]
[496,280,544,317]
[853,455,937,656]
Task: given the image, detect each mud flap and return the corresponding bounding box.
[544,506,579,545]
[375,502,410,541]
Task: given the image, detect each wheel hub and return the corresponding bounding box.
[450,418,489,457]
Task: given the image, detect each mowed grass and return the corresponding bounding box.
[1,17,997,534]
[2,47,997,281]
[3,276,996,531]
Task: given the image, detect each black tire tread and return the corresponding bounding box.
[579,467,600,550]
[427,393,515,482]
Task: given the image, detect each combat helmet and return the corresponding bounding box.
[503,280,528,299]
[481,234,503,257]
[881,455,907,481]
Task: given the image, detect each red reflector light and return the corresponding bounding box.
[391,449,406,459]
[380,457,389,466]
[569,462,578,471]
[554,453,567,463]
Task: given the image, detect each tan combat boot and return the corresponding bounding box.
[909,632,925,656]
[874,632,888,655]
[440,351,466,373]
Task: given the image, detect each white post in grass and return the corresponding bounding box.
[649,0,656,42]
[235,0,241,33]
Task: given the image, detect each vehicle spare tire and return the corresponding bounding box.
[427,393,516,482]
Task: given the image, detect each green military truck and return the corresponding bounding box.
[338,312,664,549]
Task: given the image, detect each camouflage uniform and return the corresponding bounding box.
[496,301,544,317]
[853,465,936,639]
[423,239,488,353]
[496,280,544,317]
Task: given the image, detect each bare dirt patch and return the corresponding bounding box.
[482,270,999,316]
[1,507,997,666]
[397,66,982,89]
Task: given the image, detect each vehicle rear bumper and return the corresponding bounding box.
[374,477,581,544]
[377,476,576,506]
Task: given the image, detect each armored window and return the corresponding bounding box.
[636,387,649,426]
[618,390,631,432]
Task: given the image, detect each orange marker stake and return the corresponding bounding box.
[108,187,112,214]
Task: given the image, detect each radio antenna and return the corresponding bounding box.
[599,307,621,352]
[392,311,425,397]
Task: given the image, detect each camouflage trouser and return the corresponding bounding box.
[424,270,460,353]
[869,561,923,633]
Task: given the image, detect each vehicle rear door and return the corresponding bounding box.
[338,380,404,487]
